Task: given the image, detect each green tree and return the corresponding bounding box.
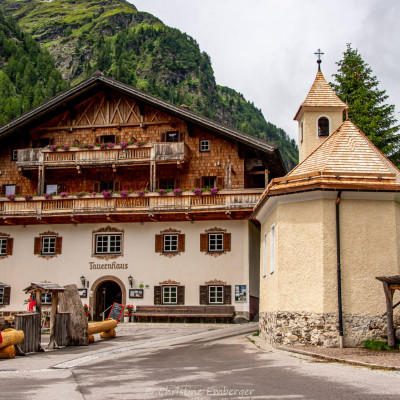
[331,44,400,165]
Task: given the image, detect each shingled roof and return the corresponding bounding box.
[0,72,286,175]
[252,119,400,215]
[294,71,347,120]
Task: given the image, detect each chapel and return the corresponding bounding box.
[252,65,400,347]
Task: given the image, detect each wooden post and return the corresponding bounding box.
[47,292,59,349]
[383,282,395,347]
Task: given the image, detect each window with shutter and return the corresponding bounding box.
[223,285,232,304]
[2,286,11,305]
[3,185,16,196]
[155,234,163,253]
[162,286,177,304]
[15,186,21,195]
[34,237,41,254]
[160,132,167,142]
[154,286,162,305]
[199,286,208,305]
[5,238,13,256]
[202,176,216,188]
[177,234,185,252]
[0,237,8,255]
[177,286,185,305]
[55,237,62,255]
[209,286,223,303]
[200,234,208,252]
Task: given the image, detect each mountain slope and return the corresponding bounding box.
[0,0,298,169]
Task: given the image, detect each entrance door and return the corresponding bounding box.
[95,281,122,320]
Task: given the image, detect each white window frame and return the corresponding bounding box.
[200,140,210,152]
[209,286,223,304]
[263,232,267,278]
[209,233,224,252]
[41,293,52,305]
[0,237,7,256]
[316,114,331,138]
[12,149,18,161]
[162,286,177,304]
[4,185,15,196]
[94,234,122,255]
[270,224,275,274]
[45,184,58,195]
[163,234,178,253]
[42,236,56,255]
[0,287,4,304]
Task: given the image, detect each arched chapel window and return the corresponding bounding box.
[318,117,329,137]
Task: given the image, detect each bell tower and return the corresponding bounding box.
[294,50,348,163]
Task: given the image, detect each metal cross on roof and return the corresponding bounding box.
[314,48,324,71]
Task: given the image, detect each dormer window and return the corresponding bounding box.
[318,117,329,137]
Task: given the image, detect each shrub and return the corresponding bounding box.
[363,340,392,351]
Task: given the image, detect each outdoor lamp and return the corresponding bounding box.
[128,275,133,288]
[80,275,86,287]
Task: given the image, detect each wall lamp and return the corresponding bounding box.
[80,275,86,288]
[128,275,133,288]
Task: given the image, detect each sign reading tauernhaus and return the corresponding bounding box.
[89,262,128,270]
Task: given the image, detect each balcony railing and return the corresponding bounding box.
[17,142,190,169]
[0,189,263,218]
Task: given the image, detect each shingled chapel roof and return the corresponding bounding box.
[252,119,400,214]
[294,71,347,120]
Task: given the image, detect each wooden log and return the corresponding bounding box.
[0,329,24,350]
[383,282,396,347]
[58,284,89,346]
[100,329,116,339]
[47,292,59,349]
[88,319,117,335]
[0,346,16,359]
[88,335,95,343]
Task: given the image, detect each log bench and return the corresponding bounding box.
[134,305,235,323]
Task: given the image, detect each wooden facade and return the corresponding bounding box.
[0,73,285,320]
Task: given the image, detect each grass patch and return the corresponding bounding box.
[363,340,394,351]
[252,331,260,337]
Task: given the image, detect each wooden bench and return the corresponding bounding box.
[134,305,235,323]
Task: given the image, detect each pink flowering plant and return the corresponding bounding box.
[192,188,202,196]
[61,144,70,151]
[24,194,33,201]
[77,191,86,198]
[137,190,147,198]
[7,194,15,201]
[210,187,219,195]
[60,192,69,198]
[120,190,129,198]
[157,188,166,196]
[44,193,52,199]
[173,188,182,196]
[102,190,112,199]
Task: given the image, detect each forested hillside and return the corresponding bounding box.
[0,0,298,169]
[0,9,68,125]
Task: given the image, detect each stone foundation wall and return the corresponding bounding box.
[259,311,399,347]
[234,311,249,323]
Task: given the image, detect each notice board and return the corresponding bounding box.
[108,303,124,322]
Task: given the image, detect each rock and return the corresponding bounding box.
[395,329,400,342]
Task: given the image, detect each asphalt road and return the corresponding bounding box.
[1,323,400,399]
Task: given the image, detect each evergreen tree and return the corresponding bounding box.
[331,44,400,165]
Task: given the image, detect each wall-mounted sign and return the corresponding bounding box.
[235,285,247,302]
[78,288,88,298]
[89,262,128,270]
[129,289,144,299]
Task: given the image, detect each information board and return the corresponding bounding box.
[108,303,124,322]
[235,285,247,302]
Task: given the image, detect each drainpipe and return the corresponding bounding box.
[336,191,344,348]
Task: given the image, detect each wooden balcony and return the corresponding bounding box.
[17,142,190,170]
[0,189,263,224]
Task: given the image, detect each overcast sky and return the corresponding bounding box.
[130,0,400,143]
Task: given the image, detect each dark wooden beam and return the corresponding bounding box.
[383,281,396,347]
